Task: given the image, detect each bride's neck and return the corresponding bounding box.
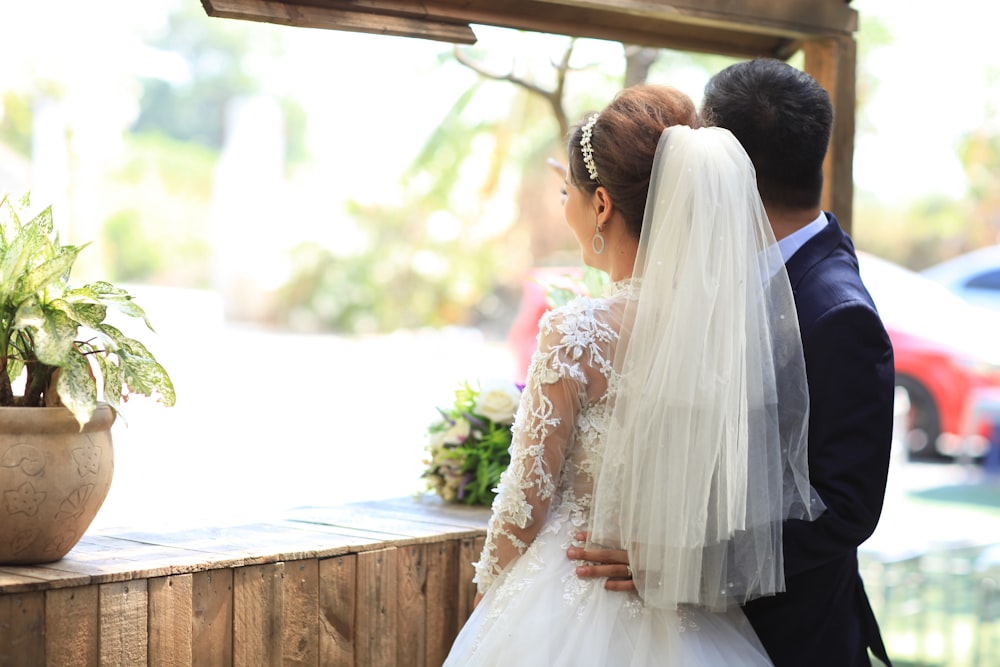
[607,239,638,282]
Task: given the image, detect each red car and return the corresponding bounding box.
[858,252,1000,460]
[508,255,1000,461]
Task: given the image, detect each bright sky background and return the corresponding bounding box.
[852,0,1000,202]
[1,1,998,208]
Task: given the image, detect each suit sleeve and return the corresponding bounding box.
[781,300,895,577]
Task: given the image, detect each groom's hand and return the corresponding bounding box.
[567,531,636,592]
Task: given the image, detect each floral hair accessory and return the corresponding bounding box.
[580,113,600,182]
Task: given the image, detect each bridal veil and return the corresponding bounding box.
[587,125,824,611]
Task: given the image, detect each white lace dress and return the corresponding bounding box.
[444,284,773,666]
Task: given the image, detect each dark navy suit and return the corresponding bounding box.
[742,213,895,666]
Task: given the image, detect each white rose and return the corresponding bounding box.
[443,418,471,445]
[474,381,522,425]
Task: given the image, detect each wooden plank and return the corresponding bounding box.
[282,559,320,666]
[0,590,44,666]
[45,585,99,667]
[355,548,397,666]
[148,573,194,666]
[395,545,427,667]
[203,0,857,56]
[109,521,380,565]
[424,540,459,666]
[99,580,148,667]
[457,537,482,628]
[286,505,486,542]
[233,561,284,666]
[192,569,234,667]
[216,0,856,35]
[202,0,477,43]
[0,568,76,595]
[348,495,492,530]
[319,554,355,666]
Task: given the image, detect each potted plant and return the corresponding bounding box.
[0,192,175,564]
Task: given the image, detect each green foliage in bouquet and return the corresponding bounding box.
[0,193,176,428]
[423,380,522,506]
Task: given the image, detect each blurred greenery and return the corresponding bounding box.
[0,4,998,336]
[274,82,520,333]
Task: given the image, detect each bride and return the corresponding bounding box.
[444,84,823,666]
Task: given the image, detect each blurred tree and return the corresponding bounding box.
[274,83,523,334]
[957,71,1000,247]
[0,92,33,158]
[101,132,216,287]
[131,2,308,164]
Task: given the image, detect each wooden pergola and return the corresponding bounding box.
[201,0,858,227]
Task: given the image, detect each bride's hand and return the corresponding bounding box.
[567,531,636,592]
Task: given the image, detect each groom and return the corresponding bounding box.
[569,59,896,667]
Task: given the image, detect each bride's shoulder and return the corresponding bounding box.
[538,294,620,341]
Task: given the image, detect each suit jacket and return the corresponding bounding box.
[742,213,895,667]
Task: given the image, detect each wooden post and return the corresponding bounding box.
[192,569,234,666]
[804,35,857,234]
[320,554,357,666]
[0,590,44,665]
[45,586,99,666]
[425,540,460,665]
[100,580,149,666]
[149,574,195,666]
[356,548,398,666]
[397,544,428,667]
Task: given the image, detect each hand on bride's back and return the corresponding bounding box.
[567,532,636,592]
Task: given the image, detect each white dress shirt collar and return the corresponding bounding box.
[777,212,829,263]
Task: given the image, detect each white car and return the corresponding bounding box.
[921,245,1000,313]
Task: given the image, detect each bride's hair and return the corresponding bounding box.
[566,85,699,240]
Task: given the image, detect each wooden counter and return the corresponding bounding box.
[0,495,490,666]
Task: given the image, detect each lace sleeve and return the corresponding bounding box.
[473,302,611,593]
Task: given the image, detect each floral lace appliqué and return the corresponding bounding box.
[474,294,623,593]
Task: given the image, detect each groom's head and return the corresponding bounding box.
[702,58,832,213]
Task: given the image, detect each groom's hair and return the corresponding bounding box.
[702,58,832,211]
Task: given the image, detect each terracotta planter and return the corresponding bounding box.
[0,404,115,564]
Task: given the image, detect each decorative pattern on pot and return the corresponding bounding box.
[0,405,116,564]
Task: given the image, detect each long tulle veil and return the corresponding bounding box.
[586,125,824,611]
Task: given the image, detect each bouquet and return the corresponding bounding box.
[423,379,523,505]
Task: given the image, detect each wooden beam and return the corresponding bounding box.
[200,0,478,44]
[804,36,856,233]
[203,0,858,56]
[269,0,856,36]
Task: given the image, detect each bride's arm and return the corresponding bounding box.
[473,310,585,595]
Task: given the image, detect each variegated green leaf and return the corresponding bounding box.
[19,245,83,300]
[4,356,24,385]
[26,205,54,237]
[118,338,176,406]
[0,227,38,303]
[94,353,123,418]
[57,351,97,429]
[14,301,78,366]
[81,281,152,328]
[53,300,108,330]
[95,322,128,350]
[0,193,21,249]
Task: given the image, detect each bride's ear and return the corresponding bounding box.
[594,186,615,226]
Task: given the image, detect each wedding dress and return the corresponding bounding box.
[444,126,819,666]
[443,284,772,666]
